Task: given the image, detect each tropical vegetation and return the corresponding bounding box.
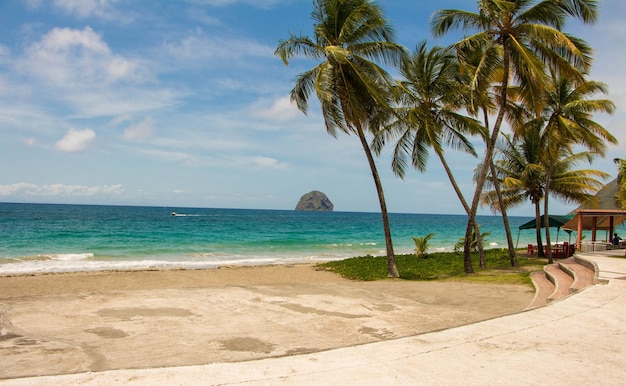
[412,232,435,258]
[525,75,615,262]
[431,0,600,273]
[318,249,536,284]
[484,130,609,260]
[277,0,615,278]
[455,226,491,253]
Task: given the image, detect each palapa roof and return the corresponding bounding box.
[562,179,626,231]
[573,178,620,212]
[562,209,626,231]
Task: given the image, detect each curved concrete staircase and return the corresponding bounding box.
[527,256,599,310]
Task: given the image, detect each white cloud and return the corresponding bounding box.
[135,147,196,164]
[23,137,37,146]
[24,0,44,10]
[21,27,142,86]
[52,0,124,21]
[123,117,155,141]
[150,133,251,152]
[0,183,124,197]
[6,27,179,119]
[63,88,181,118]
[55,128,96,152]
[215,78,244,90]
[249,156,288,169]
[185,0,283,8]
[0,44,10,60]
[48,26,108,52]
[250,96,300,122]
[186,8,221,26]
[110,113,134,126]
[165,31,273,63]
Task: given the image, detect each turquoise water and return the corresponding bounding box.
[0,202,552,274]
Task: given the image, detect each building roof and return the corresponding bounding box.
[519,215,572,230]
[562,209,626,231]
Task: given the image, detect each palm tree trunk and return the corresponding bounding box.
[544,167,554,264]
[435,151,475,272]
[477,233,486,269]
[490,160,518,266]
[436,151,471,213]
[463,49,512,273]
[534,201,545,257]
[462,218,475,274]
[434,150,485,264]
[483,109,516,266]
[355,124,399,278]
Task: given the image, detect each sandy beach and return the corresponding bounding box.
[0,264,533,380]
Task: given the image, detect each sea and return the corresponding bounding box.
[0,202,558,275]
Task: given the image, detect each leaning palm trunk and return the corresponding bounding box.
[356,124,399,277]
[534,201,545,257]
[484,110,515,267]
[490,160,518,266]
[438,153,479,272]
[483,109,518,267]
[463,52,512,274]
[434,150,485,264]
[465,152,496,273]
[475,225,486,269]
[544,167,554,264]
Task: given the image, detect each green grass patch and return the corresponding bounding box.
[318,249,543,286]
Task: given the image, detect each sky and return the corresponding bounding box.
[0,0,624,216]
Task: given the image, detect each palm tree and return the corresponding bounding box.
[457,41,524,268]
[412,233,435,258]
[275,0,406,277]
[431,0,597,273]
[486,129,548,257]
[373,42,485,259]
[537,75,616,262]
[485,129,608,260]
[454,225,490,253]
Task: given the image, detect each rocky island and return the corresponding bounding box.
[295,191,334,212]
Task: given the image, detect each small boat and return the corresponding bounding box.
[171,212,176,216]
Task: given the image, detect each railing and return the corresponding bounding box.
[580,241,610,252]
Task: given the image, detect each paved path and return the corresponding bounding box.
[4,253,626,385]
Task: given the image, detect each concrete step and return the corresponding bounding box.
[559,257,595,291]
[527,271,554,309]
[544,263,574,300]
[528,258,597,309]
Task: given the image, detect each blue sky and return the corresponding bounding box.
[0,0,624,215]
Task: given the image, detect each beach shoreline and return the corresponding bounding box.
[1,203,545,277]
[0,262,338,297]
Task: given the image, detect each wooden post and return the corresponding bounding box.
[592,216,597,242]
[576,212,583,250]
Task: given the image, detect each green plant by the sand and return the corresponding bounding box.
[411,233,435,258]
[454,225,490,253]
[318,249,537,285]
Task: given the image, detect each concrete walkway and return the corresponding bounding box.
[4,253,626,385]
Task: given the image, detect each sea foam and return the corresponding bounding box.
[49,253,95,261]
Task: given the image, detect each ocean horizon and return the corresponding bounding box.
[0,202,605,275]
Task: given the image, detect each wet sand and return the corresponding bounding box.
[0,264,534,380]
